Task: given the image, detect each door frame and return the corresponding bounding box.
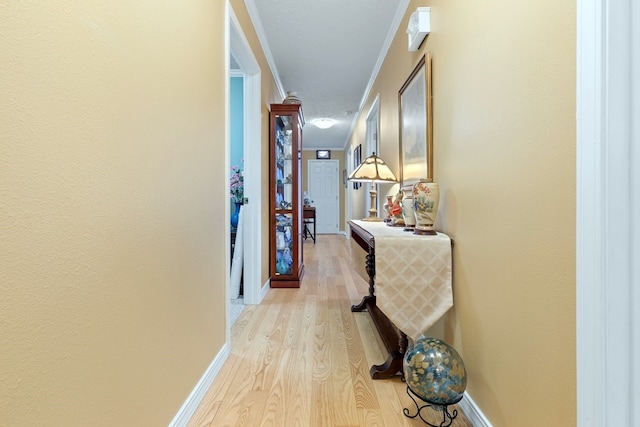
[346,149,352,236]
[576,0,638,424]
[228,6,262,312]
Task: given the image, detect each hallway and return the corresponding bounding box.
[189,235,470,426]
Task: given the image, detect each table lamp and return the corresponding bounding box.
[348,152,398,221]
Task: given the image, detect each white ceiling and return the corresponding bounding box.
[240,0,410,150]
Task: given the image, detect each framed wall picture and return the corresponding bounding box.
[399,53,433,188]
[353,144,362,189]
[316,150,330,159]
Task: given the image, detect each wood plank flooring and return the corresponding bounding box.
[189,234,471,427]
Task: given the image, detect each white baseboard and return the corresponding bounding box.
[261,279,270,300]
[459,391,492,427]
[169,343,230,426]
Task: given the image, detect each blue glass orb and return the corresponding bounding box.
[403,337,467,405]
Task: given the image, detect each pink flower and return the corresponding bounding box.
[230,165,244,203]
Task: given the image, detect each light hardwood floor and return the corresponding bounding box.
[189,234,471,427]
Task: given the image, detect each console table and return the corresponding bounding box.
[348,220,453,379]
[303,206,316,243]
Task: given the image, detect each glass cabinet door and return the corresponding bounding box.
[273,114,294,276]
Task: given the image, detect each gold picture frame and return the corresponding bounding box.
[399,53,433,188]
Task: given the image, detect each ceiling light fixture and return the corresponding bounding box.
[312,118,336,129]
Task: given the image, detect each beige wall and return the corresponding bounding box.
[301,149,346,232]
[0,2,230,425]
[0,1,285,424]
[347,0,576,425]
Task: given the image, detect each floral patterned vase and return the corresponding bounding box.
[412,180,439,235]
[401,187,416,231]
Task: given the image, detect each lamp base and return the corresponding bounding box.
[361,187,384,222]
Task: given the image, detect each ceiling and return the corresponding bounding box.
[239,0,409,151]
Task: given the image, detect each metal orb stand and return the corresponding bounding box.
[403,386,461,427]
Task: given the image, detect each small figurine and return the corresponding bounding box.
[383,195,393,222]
[389,191,405,226]
[303,191,313,206]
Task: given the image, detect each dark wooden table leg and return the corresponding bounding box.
[348,222,404,379]
[351,249,376,312]
[399,331,408,354]
[366,300,404,379]
[370,351,404,379]
[352,295,374,312]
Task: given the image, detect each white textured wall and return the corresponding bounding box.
[0,2,227,425]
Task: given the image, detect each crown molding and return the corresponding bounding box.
[342,0,411,150]
[243,0,286,99]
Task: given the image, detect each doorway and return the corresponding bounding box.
[228,6,263,321]
[229,70,245,325]
[307,159,339,234]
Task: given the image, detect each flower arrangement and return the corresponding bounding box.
[230,164,244,203]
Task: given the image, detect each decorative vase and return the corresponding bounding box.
[230,201,242,229]
[401,187,416,231]
[282,91,302,104]
[412,179,439,235]
[403,337,467,405]
[276,248,292,275]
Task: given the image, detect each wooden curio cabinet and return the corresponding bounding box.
[269,103,305,288]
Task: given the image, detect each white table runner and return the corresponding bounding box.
[351,220,453,341]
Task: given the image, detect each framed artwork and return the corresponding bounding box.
[353,144,362,190]
[399,52,433,188]
[316,150,330,159]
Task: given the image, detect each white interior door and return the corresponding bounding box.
[308,159,339,234]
